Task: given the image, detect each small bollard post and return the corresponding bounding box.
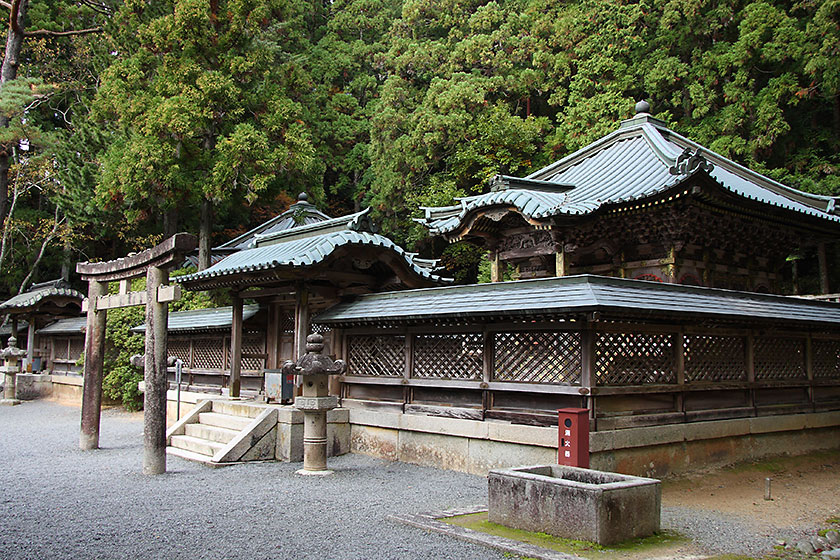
[175,359,183,421]
[764,477,772,500]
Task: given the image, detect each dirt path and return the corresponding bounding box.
[663,451,840,531]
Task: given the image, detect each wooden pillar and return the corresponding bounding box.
[580,324,596,429]
[818,242,830,295]
[666,245,677,283]
[490,252,502,283]
[745,333,755,412]
[143,266,169,475]
[80,280,107,451]
[294,285,310,359]
[555,247,567,277]
[674,331,685,414]
[230,294,243,398]
[26,319,35,365]
[265,300,280,370]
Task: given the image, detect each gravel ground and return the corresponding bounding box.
[0,400,508,560]
[0,400,821,560]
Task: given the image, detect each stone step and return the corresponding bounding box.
[170,434,225,457]
[166,446,218,466]
[185,422,239,444]
[198,412,252,431]
[211,400,264,419]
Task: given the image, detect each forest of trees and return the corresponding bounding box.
[0,0,838,295]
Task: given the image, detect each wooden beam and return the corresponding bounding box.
[82,284,181,312]
[229,295,243,398]
[77,233,197,282]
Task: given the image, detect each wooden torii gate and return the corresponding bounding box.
[76,233,197,475]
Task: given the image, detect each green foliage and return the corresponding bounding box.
[100,268,212,410]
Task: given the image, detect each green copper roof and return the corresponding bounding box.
[419,114,840,235]
[315,275,840,327]
[131,304,261,333]
[37,316,87,335]
[177,230,449,288]
[0,280,84,313]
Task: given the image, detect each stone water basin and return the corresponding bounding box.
[488,465,661,545]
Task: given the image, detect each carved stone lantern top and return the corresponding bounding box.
[0,336,25,361]
[282,333,346,377]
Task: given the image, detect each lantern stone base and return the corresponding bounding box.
[295,468,334,476]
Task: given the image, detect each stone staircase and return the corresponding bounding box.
[166,399,278,466]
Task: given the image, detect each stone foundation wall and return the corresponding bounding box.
[348,408,840,477]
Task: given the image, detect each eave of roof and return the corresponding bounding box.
[130,304,262,333]
[175,230,451,289]
[314,275,840,328]
[418,113,840,236]
[0,285,85,313]
[37,316,87,335]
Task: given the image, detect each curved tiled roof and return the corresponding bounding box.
[130,304,261,333]
[176,230,449,287]
[37,316,87,335]
[420,115,840,235]
[315,274,840,327]
[0,281,84,313]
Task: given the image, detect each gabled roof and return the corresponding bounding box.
[419,110,840,235]
[130,304,262,334]
[0,279,85,315]
[176,230,448,288]
[217,193,332,251]
[37,316,86,335]
[315,274,840,328]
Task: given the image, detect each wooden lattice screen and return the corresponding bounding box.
[813,339,840,378]
[68,338,85,360]
[52,337,70,361]
[594,332,676,385]
[754,337,805,379]
[167,338,191,365]
[684,334,746,382]
[229,334,265,372]
[192,337,225,370]
[494,331,581,384]
[348,335,405,376]
[414,333,482,379]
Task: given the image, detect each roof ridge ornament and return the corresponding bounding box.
[669,147,714,176]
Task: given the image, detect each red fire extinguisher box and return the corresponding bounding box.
[558,408,590,468]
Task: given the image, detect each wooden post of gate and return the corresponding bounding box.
[76,234,196,475]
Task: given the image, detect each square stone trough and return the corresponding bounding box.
[488,465,661,545]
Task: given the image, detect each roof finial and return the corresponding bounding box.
[297,192,308,203]
[635,99,651,115]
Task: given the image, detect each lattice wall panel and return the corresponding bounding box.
[312,323,331,335]
[281,313,295,334]
[240,335,266,372]
[193,337,224,370]
[68,338,85,361]
[167,339,191,366]
[595,332,676,385]
[813,339,840,379]
[754,337,805,379]
[494,331,581,384]
[52,338,70,361]
[414,333,482,380]
[348,335,405,377]
[684,335,746,382]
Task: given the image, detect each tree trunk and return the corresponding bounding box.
[0,0,29,226]
[162,207,178,239]
[198,198,212,270]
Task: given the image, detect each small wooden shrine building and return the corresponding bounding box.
[174,194,448,396]
[36,316,87,375]
[417,102,840,293]
[0,279,84,370]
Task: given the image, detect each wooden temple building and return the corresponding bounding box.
[173,193,447,397]
[417,102,840,293]
[0,279,84,371]
[129,105,840,475]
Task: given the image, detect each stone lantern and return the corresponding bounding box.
[0,336,25,405]
[282,333,346,475]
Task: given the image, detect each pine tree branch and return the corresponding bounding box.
[0,2,11,11]
[25,27,102,38]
